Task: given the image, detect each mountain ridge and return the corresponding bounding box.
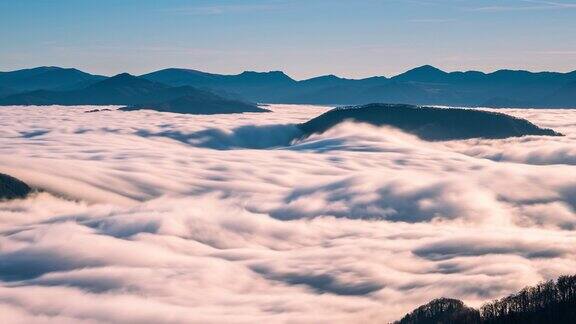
[0,66,106,92]
[2,65,576,107]
[0,73,265,114]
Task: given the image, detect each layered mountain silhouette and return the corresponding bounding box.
[0,173,31,200]
[395,274,576,324]
[141,68,296,101]
[0,73,266,114]
[298,104,561,141]
[141,65,576,107]
[2,65,576,107]
[0,66,105,92]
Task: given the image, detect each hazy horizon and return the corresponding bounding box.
[2,0,576,79]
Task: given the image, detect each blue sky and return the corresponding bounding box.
[1,0,575,79]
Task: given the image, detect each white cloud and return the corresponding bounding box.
[1,104,575,323]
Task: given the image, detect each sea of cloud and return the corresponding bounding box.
[0,104,575,323]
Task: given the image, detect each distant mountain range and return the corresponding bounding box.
[141,65,576,107]
[1,65,575,108]
[0,66,105,94]
[0,70,267,114]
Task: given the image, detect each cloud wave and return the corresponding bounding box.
[1,105,575,323]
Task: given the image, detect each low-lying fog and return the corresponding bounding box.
[1,104,575,323]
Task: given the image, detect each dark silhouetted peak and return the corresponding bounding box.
[0,66,91,78]
[238,70,295,82]
[396,298,481,324]
[298,103,561,141]
[446,70,487,82]
[296,75,390,93]
[490,69,536,77]
[462,70,486,76]
[487,69,541,82]
[142,69,296,99]
[140,68,219,87]
[157,68,208,75]
[104,72,138,82]
[7,66,62,74]
[0,66,105,92]
[88,73,166,90]
[141,68,217,78]
[0,173,32,200]
[313,74,341,81]
[299,74,347,86]
[393,65,448,82]
[360,75,388,81]
[301,74,344,82]
[239,70,287,76]
[113,72,133,78]
[414,64,444,73]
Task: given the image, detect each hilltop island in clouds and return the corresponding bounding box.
[2,0,576,323]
